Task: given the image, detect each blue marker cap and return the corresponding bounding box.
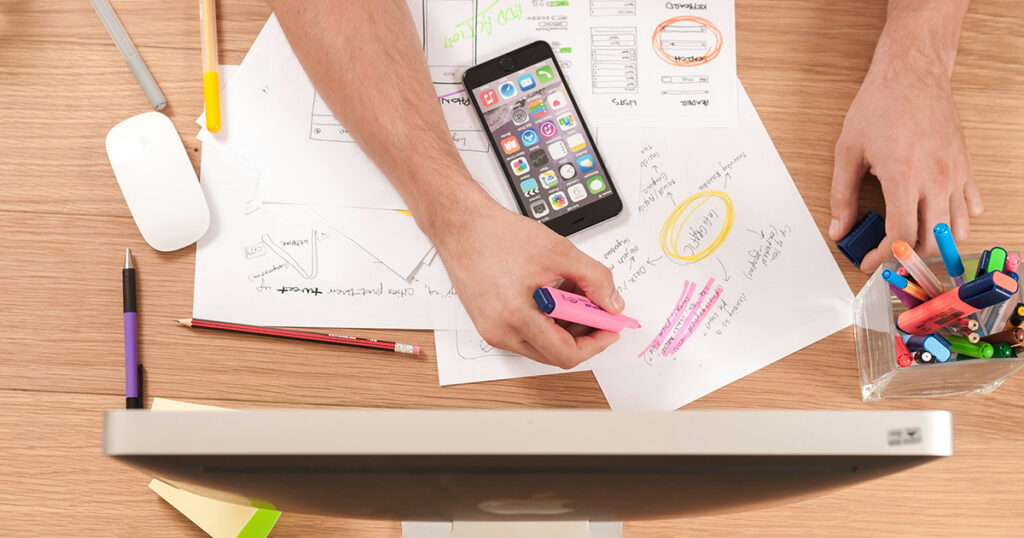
[533,287,556,314]
[933,223,964,279]
[902,333,952,362]
[882,269,909,289]
[836,211,886,267]
[959,271,1018,309]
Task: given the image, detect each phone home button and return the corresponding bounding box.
[499,57,516,72]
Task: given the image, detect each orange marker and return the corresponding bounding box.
[892,240,944,299]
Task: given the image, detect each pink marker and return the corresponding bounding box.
[534,287,640,333]
[1006,253,1021,275]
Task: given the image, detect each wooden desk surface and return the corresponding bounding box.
[2,1,1023,535]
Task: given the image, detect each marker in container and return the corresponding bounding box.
[993,343,1014,358]
[894,334,913,367]
[902,333,952,363]
[974,250,991,280]
[946,335,994,359]
[533,287,640,332]
[892,240,944,298]
[882,269,930,303]
[933,223,966,287]
[1006,253,1021,275]
[1004,304,1024,330]
[980,328,1024,347]
[987,247,1008,274]
[897,271,1018,334]
[914,351,935,364]
[896,267,910,278]
[889,284,923,309]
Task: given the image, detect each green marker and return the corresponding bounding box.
[993,343,1014,358]
[987,247,1007,273]
[946,335,994,359]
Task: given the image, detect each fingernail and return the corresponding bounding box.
[610,290,624,311]
[828,218,840,239]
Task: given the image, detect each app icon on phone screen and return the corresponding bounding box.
[566,133,586,152]
[480,89,498,107]
[547,141,568,160]
[587,175,607,194]
[511,108,530,125]
[536,66,554,83]
[539,121,558,138]
[539,170,558,189]
[549,191,568,210]
[576,154,595,172]
[529,149,549,167]
[531,200,549,218]
[501,136,521,155]
[547,90,566,110]
[520,177,539,196]
[517,74,536,91]
[568,183,587,202]
[511,157,530,176]
[520,129,539,147]
[499,82,517,99]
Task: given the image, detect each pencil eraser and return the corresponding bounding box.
[413,345,421,355]
[836,211,885,267]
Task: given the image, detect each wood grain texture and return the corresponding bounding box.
[1,0,1023,535]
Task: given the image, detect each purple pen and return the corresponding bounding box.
[123,248,141,409]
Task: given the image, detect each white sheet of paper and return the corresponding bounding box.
[434,330,591,386]
[193,147,474,330]
[572,84,852,410]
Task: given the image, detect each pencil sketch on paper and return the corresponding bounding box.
[257,229,323,280]
[454,331,520,360]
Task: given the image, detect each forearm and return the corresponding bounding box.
[269,0,490,239]
[877,0,970,76]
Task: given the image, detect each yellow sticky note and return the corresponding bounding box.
[148,398,280,538]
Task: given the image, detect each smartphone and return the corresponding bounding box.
[463,41,622,236]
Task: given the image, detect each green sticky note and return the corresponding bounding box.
[551,0,569,5]
[559,47,573,53]
[238,508,282,538]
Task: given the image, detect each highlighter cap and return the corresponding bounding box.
[836,211,885,267]
[533,287,556,314]
[932,223,964,278]
[960,271,1018,309]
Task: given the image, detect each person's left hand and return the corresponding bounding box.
[828,31,983,273]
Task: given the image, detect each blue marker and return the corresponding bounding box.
[933,223,965,287]
[882,269,909,289]
[902,333,953,363]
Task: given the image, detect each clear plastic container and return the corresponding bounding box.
[854,254,1024,401]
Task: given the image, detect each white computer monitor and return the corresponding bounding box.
[105,409,951,522]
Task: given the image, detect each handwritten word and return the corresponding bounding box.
[280,239,309,247]
[719,152,747,172]
[743,224,792,280]
[665,2,708,9]
[659,190,734,262]
[444,1,523,49]
[677,99,710,107]
[248,263,287,282]
[703,291,748,337]
[612,98,638,107]
[276,286,322,296]
[638,170,677,214]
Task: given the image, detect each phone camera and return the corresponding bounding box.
[499,57,515,71]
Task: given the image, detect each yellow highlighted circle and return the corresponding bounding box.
[659,190,734,262]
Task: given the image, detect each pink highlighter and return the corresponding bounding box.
[533,287,640,333]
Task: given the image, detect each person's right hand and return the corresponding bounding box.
[428,189,624,369]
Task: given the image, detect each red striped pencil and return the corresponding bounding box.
[175,318,421,355]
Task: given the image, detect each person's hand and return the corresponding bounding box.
[828,28,983,273]
[427,189,623,369]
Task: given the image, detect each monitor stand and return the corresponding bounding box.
[403,521,623,537]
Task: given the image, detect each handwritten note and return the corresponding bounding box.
[568,84,852,410]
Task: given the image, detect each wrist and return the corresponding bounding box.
[874,3,967,79]
[412,182,497,249]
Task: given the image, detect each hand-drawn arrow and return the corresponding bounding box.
[716,257,731,281]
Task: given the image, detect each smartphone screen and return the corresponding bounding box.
[464,42,621,236]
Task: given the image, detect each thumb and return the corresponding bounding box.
[558,246,624,314]
[829,140,868,241]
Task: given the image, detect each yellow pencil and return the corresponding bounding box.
[200,0,221,132]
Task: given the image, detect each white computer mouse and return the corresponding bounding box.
[106,112,210,252]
